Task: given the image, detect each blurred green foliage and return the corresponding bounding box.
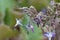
[18,0,50,11]
[0,0,19,39]
[0,24,19,40]
[55,0,60,2]
[18,0,30,7]
[0,0,15,15]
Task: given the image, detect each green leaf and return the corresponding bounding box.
[21,14,43,40]
[28,22,43,40]
[4,8,16,27]
[0,0,15,23]
[22,14,30,26]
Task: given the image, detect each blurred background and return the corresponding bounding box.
[0,0,60,40]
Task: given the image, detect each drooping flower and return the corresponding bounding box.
[26,23,34,32]
[44,32,55,40]
[30,24,34,32]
